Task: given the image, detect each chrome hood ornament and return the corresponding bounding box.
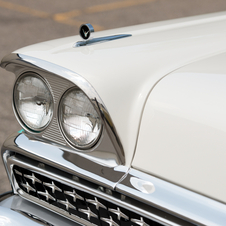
[74,23,131,47]
[79,23,94,40]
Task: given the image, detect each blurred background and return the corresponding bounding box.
[1,0,226,193]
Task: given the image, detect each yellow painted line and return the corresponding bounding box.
[85,0,155,14]
[54,10,82,22]
[54,0,155,22]
[56,18,104,31]
[0,0,104,30]
[0,0,49,18]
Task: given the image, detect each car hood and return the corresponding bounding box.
[13,11,226,167]
[133,51,226,203]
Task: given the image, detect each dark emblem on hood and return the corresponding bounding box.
[79,23,94,40]
[74,23,131,47]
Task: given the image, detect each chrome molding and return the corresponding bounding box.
[0,53,125,166]
[117,168,226,226]
[0,191,13,202]
[2,132,127,189]
[5,154,193,226]
[0,195,78,226]
[2,133,226,226]
[74,34,132,47]
[14,210,54,226]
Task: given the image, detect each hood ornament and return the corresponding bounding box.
[79,23,94,40]
[74,23,132,48]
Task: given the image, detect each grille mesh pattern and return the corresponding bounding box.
[42,118,66,145]
[41,74,73,144]
[13,166,162,226]
[46,74,70,103]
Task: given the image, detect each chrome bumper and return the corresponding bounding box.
[0,192,77,226]
[2,132,226,226]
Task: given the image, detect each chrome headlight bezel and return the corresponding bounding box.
[13,72,54,133]
[58,86,103,150]
[4,53,124,165]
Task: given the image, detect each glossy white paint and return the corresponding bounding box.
[13,11,226,168]
[133,53,226,203]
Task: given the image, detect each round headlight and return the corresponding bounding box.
[14,73,53,132]
[59,87,102,149]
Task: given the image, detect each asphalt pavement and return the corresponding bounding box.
[1,0,226,193]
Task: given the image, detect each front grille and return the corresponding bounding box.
[13,165,162,226]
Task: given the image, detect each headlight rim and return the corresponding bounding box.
[58,86,103,151]
[13,71,54,133]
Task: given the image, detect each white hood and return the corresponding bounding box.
[14,11,226,166]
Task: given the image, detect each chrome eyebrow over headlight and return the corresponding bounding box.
[13,72,54,132]
[1,53,124,167]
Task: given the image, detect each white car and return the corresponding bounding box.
[0,11,226,226]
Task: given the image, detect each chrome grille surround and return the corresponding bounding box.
[15,163,149,226]
[6,154,193,226]
[3,133,226,226]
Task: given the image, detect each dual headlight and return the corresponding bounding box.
[13,73,102,149]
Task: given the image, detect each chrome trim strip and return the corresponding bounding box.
[117,168,226,226]
[0,195,79,226]
[2,132,127,189]
[0,191,13,202]
[74,34,132,47]
[5,154,192,226]
[3,133,225,225]
[0,206,54,226]
[0,53,125,166]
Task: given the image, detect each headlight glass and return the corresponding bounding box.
[59,87,102,149]
[14,73,53,131]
